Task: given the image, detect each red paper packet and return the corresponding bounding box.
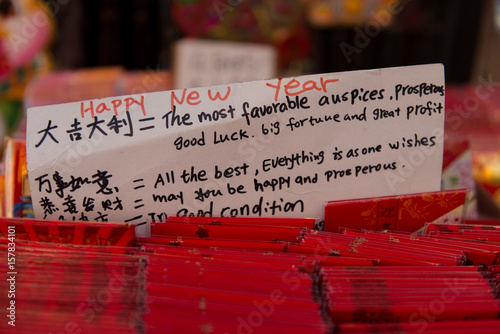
[324,189,468,233]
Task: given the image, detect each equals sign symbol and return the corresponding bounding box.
[133,178,145,190]
[134,199,145,209]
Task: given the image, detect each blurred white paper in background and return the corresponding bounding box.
[173,39,277,89]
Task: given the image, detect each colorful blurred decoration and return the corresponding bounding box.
[305,0,397,27]
[171,0,310,72]
[0,0,53,140]
[3,138,32,218]
[445,83,500,218]
[474,150,500,203]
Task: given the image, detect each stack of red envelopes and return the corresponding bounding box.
[142,243,330,333]
[4,216,500,333]
[319,266,500,333]
[0,221,142,333]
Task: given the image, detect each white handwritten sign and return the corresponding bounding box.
[173,39,277,89]
[26,64,445,226]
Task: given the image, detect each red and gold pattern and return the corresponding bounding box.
[0,217,137,247]
[324,189,468,233]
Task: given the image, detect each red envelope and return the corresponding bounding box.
[324,189,468,233]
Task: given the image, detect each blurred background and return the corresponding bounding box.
[45,0,496,82]
[1,0,498,109]
[2,0,500,218]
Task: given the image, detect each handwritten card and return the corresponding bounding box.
[173,39,277,89]
[26,64,445,225]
